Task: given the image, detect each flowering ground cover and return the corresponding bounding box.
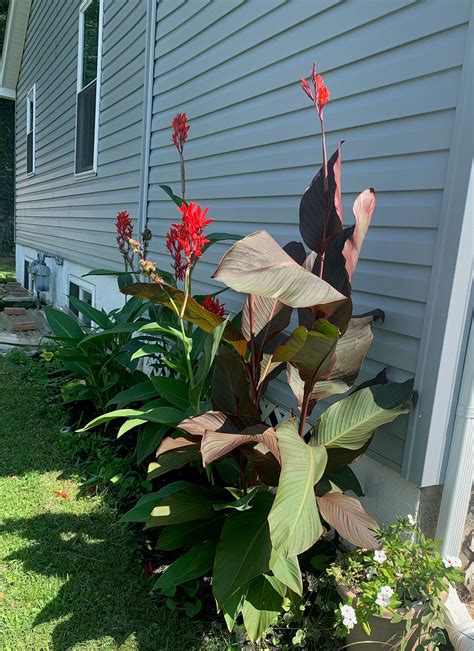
[0,351,226,650]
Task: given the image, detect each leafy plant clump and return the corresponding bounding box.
[85,63,416,643]
[328,516,464,649]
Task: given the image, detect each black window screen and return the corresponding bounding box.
[75,79,96,173]
[26,131,33,174]
[26,92,34,174]
[69,282,80,316]
[82,0,99,88]
[24,261,30,290]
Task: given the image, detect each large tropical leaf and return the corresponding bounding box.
[299,143,343,254]
[146,486,225,527]
[311,379,413,450]
[189,319,227,406]
[241,574,286,643]
[268,420,327,556]
[270,550,303,595]
[272,320,339,383]
[287,312,379,407]
[147,447,199,480]
[68,296,113,330]
[322,188,376,296]
[44,307,84,339]
[241,293,292,353]
[318,464,364,497]
[150,376,190,411]
[213,491,274,607]
[240,443,281,486]
[240,241,305,352]
[212,346,260,422]
[156,516,226,551]
[178,411,231,437]
[154,543,215,589]
[201,423,279,467]
[121,282,247,356]
[121,481,192,522]
[212,230,346,311]
[344,189,376,281]
[136,424,168,463]
[107,379,157,406]
[317,491,380,549]
[77,406,184,432]
[204,231,243,254]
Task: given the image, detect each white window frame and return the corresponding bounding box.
[26,84,36,176]
[68,275,96,326]
[74,0,103,179]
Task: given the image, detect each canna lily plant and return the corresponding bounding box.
[112,65,413,642]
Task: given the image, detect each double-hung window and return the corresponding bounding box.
[26,85,36,175]
[75,0,103,175]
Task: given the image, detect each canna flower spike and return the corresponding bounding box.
[166,202,213,281]
[201,295,225,317]
[171,112,190,155]
[301,62,330,117]
[115,210,133,257]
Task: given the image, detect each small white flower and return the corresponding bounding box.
[366,568,375,580]
[343,614,357,630]
[374,549,387,563]
[340,604,356,619]
[340,605,357,630]
[443,555,462,569]
[375,586,394,608]
[407,514,415,526]
[379,585,394,599]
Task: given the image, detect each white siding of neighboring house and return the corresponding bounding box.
[145,0,472,480]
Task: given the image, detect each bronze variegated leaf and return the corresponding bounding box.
[316,492,380,549]
[201,423,280,467]
[121,282,247,356]
[212,230,346,311]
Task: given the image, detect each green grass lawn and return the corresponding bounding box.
[0,353,226,651]
[0,254,15,282]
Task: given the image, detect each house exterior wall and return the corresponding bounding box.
[15,0,146,278]
[146,0,472,481]
[13,0,472,512]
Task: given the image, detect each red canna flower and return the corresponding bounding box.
[165,202,213,280]
[301,63,330,117]
[315,74,330,111]
[115,210,133,257]
[54,490,70,499]
[171,112,190,155]
[201,295,225,317]
[144,560,154,575]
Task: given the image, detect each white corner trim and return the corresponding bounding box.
[402,14,474,486]
[0,86,16,99]
[436,315,474,557]
[0,0,32,90]
[138,0,157,237]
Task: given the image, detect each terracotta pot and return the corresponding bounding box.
[336,583,436,651]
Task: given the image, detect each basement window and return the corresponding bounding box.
[26,85,36,175]
[75,0,103,176]
[68,279,94,327]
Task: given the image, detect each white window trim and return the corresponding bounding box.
[68,275,96,325]
[26,84,36,177]
[74,0,103,178]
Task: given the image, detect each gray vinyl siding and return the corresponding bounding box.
[15,0,146,269]
[147,0,472,473]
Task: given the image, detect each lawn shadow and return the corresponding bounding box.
[0,511,212,650]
